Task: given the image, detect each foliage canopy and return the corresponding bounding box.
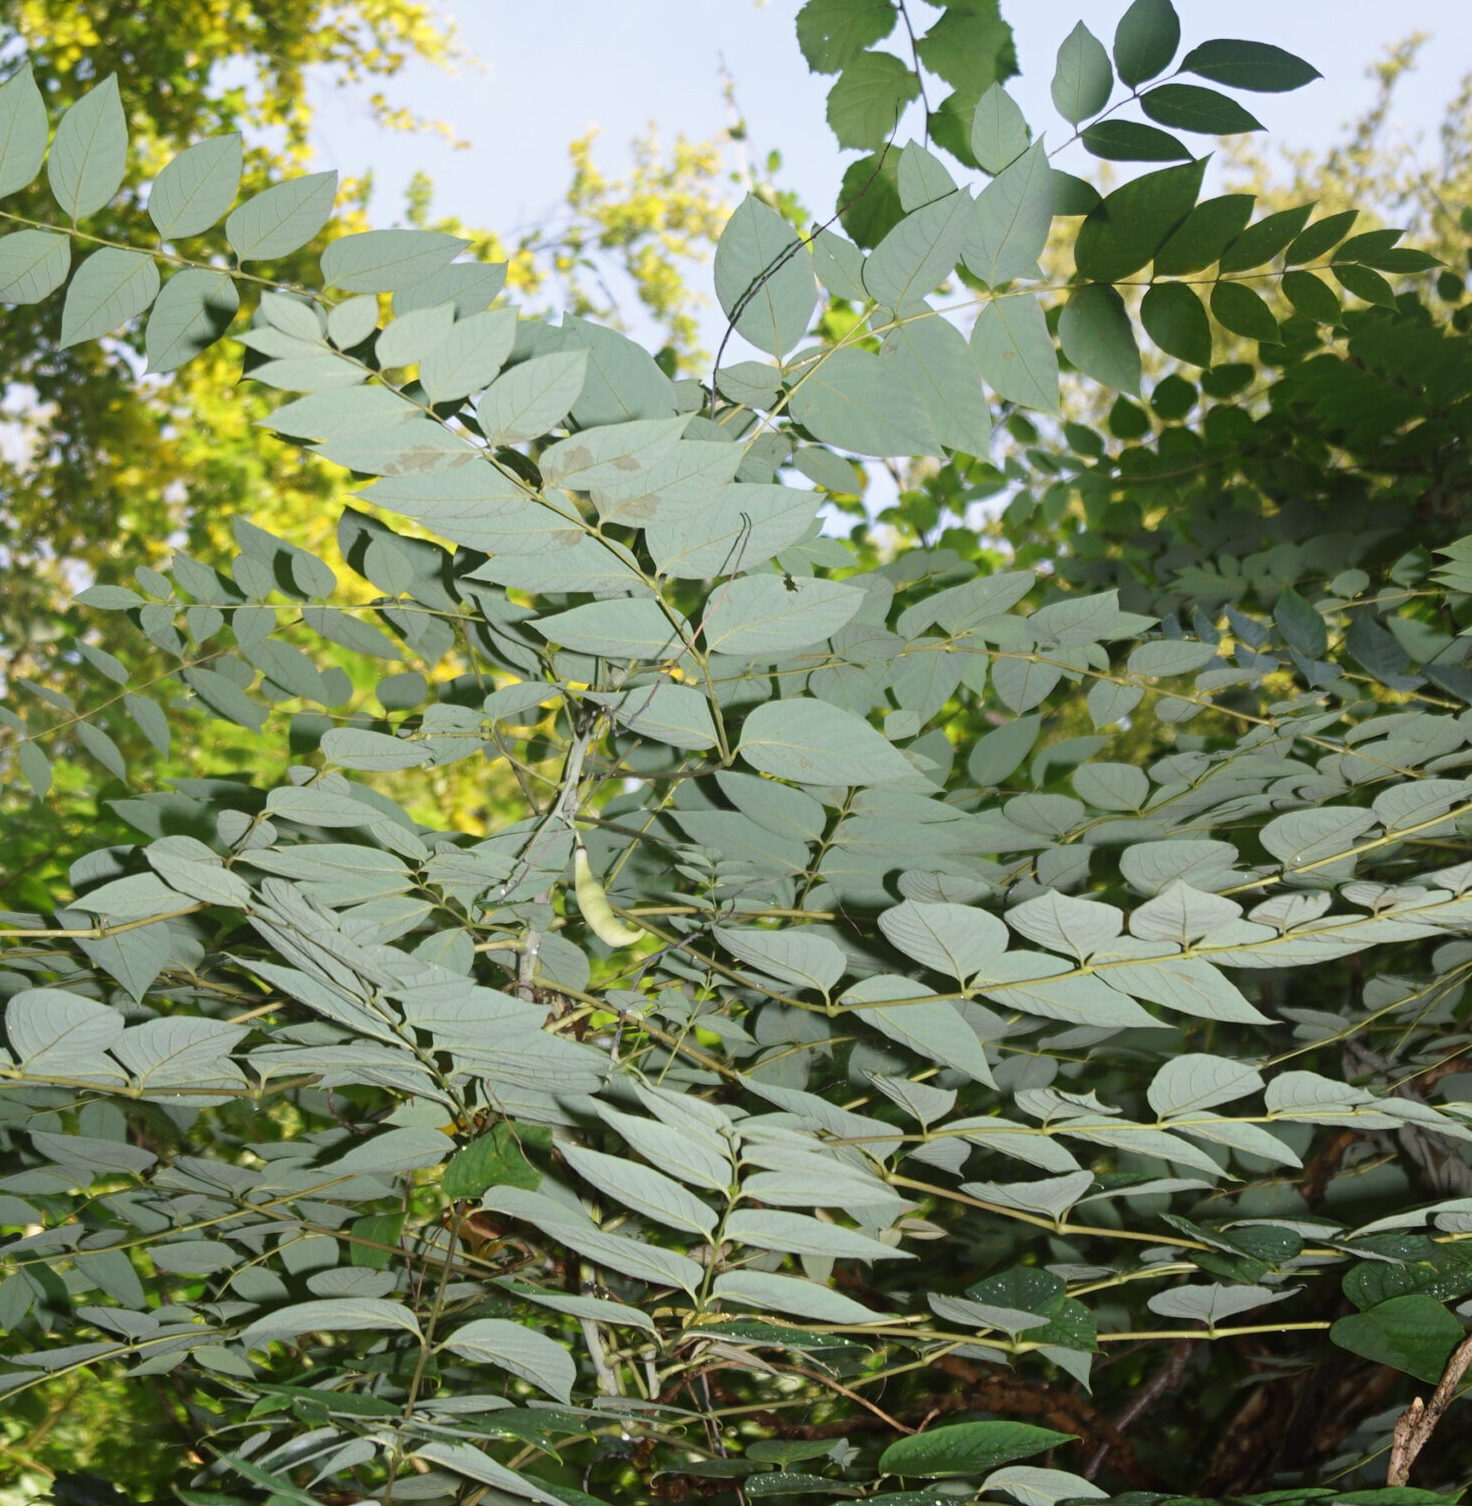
[4,2,1472,1503]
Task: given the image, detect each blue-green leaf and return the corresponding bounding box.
[898,141,958,210]
[226,171,338,262]
[48,75,127,219]
[182,667,265,731]
[320,228,466,293]
[0,229,71,304]
[541,415,689,492]
[564,314,675,425]
[970,83,1030,175]
[716,924,847,993]
[1051,23,1112,125]
[963,141,1052,286]
[864,191,972,309]
[789,346,936,457]
[845,972,995,1085]
[240,1299,423,1347]
[533,598,688,660]
[972,295,1058,412]
[477,349,588,445]
[419,307,516,402]
[320,727,430,771]
[715,194,819,359]
[565,1143,717,1236]
[59,248,160,348]
[442,1319,576,1403]
[1147,1055,1262,1117]
[609,681,719,750]
[149,133,243,238]
[713,1269,886,1324]
[739,697,918,786]
[702,575,864,655]
[145,268,239,372]
[882,316,992,456]
[648,481,821,580]
[0,64,48,199]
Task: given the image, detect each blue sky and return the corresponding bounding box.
[308,0,1472,240]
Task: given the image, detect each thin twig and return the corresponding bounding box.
[1386,1334,1472,1486]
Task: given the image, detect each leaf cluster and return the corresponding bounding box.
[3,7,1472,1505]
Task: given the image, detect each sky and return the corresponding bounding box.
[307,0,1472,244]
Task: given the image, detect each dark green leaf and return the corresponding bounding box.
[837,148,905,248]
[1059,284,1140,395]
[1051,171,1101,216]
[1217,203,1314,273]
[1081,121,1191,162]
[1334,261,1398,308]
[796,0,897,73]
[1113,0,1180,87]
[1285,208,1358,264]
[1141,281,1212,366]
[1330,1295,1463,1384]
[1074,158,1206,282]
[1153,193,1255,275]
[879,1421,1077,1478]
[826,52,921,151]
[914,9,1016,95]
[1141,84,1263,135]
[1281,269,1342,325]
[1209,281,1278,342]
[1180,39,1322,93]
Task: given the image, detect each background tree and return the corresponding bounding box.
[4,2,1472,1505]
